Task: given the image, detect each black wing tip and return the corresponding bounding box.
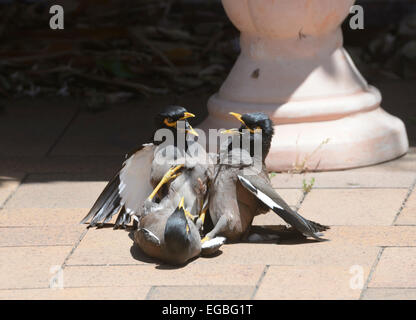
[79,218,103,229]
[114,206,131,229]
[81,175,122,228]
[308,220,330,233]
[312,235,329,242]
[305,220,330,241]
[79,217,94,228]
[79,209,96,225]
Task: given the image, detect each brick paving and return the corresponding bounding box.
[0,82,415,299]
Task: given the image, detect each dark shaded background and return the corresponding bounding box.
[0,1,415,101]
[0,0,415,164]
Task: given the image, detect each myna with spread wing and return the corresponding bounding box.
[203,112,329,243]
[80,105,198,228]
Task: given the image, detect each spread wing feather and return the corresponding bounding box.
[237,175,329,241]
[80,173,122,227]
[80,144,154,228]
[119,144,154,215]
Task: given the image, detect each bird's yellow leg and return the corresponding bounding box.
[201,236,210,244]
[169,173,181,180]
[200,206,210,243]
[198,194,209,236]
[184,209,196,220]
[199,207,207,225]
[178,197,197,220]
[147,164,184,200]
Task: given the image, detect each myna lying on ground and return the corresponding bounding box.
[80,105,198,228]
[203,112,329,243]
[134,196,203,265]
[134,148,225,264]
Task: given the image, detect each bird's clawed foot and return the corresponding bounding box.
[178,196,198,222]
[201,235,210,244]
[148,164,184,200]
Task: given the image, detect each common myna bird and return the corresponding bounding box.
[203,112,329,243]
[134,196,203,265]
[134,154,225,265]
[80,105,198,228]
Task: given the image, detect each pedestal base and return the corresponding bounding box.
[199,108,409,172]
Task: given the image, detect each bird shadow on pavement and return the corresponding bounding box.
[125,224,324,268]
[242,225,327,245]
[127,230,161,265]
[86,223,131,230]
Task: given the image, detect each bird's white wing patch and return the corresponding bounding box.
[201,236,226,256]
[237,175,284,211]
[119,144,155,215]
[238,175,326,240]
[201,236,226,249]
[138,228,161,246]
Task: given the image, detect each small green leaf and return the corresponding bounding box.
[302,177,315,194]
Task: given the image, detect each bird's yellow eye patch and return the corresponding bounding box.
[164,118,177,127]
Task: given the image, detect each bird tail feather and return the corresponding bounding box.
[307,220,330,233]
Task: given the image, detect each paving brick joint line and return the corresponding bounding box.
[251,265,270,300]
[62,228,89,270]
[145,286,157,300]
[0,174,28,210]
[296,190,309,210]
[359,247,385,300]
[392,177,416,225]
[45,108,81,157]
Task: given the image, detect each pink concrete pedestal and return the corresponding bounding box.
[199,0,409,171]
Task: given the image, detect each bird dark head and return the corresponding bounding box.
[155,105,198,137]
[164,198,191,256]
[228,112,274,160]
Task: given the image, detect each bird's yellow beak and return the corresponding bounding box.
[186,125,199,137]
[229,112,259,133]
[180,112,198,136]
[229,112,246,126]
[178,197,185,209]
[220,128,241,135]
[180,112,195,120]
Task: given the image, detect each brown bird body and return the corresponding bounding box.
[208,156,270,242]
[135,197,202,265]
[134,147,224,265]
[203,112,329,243]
